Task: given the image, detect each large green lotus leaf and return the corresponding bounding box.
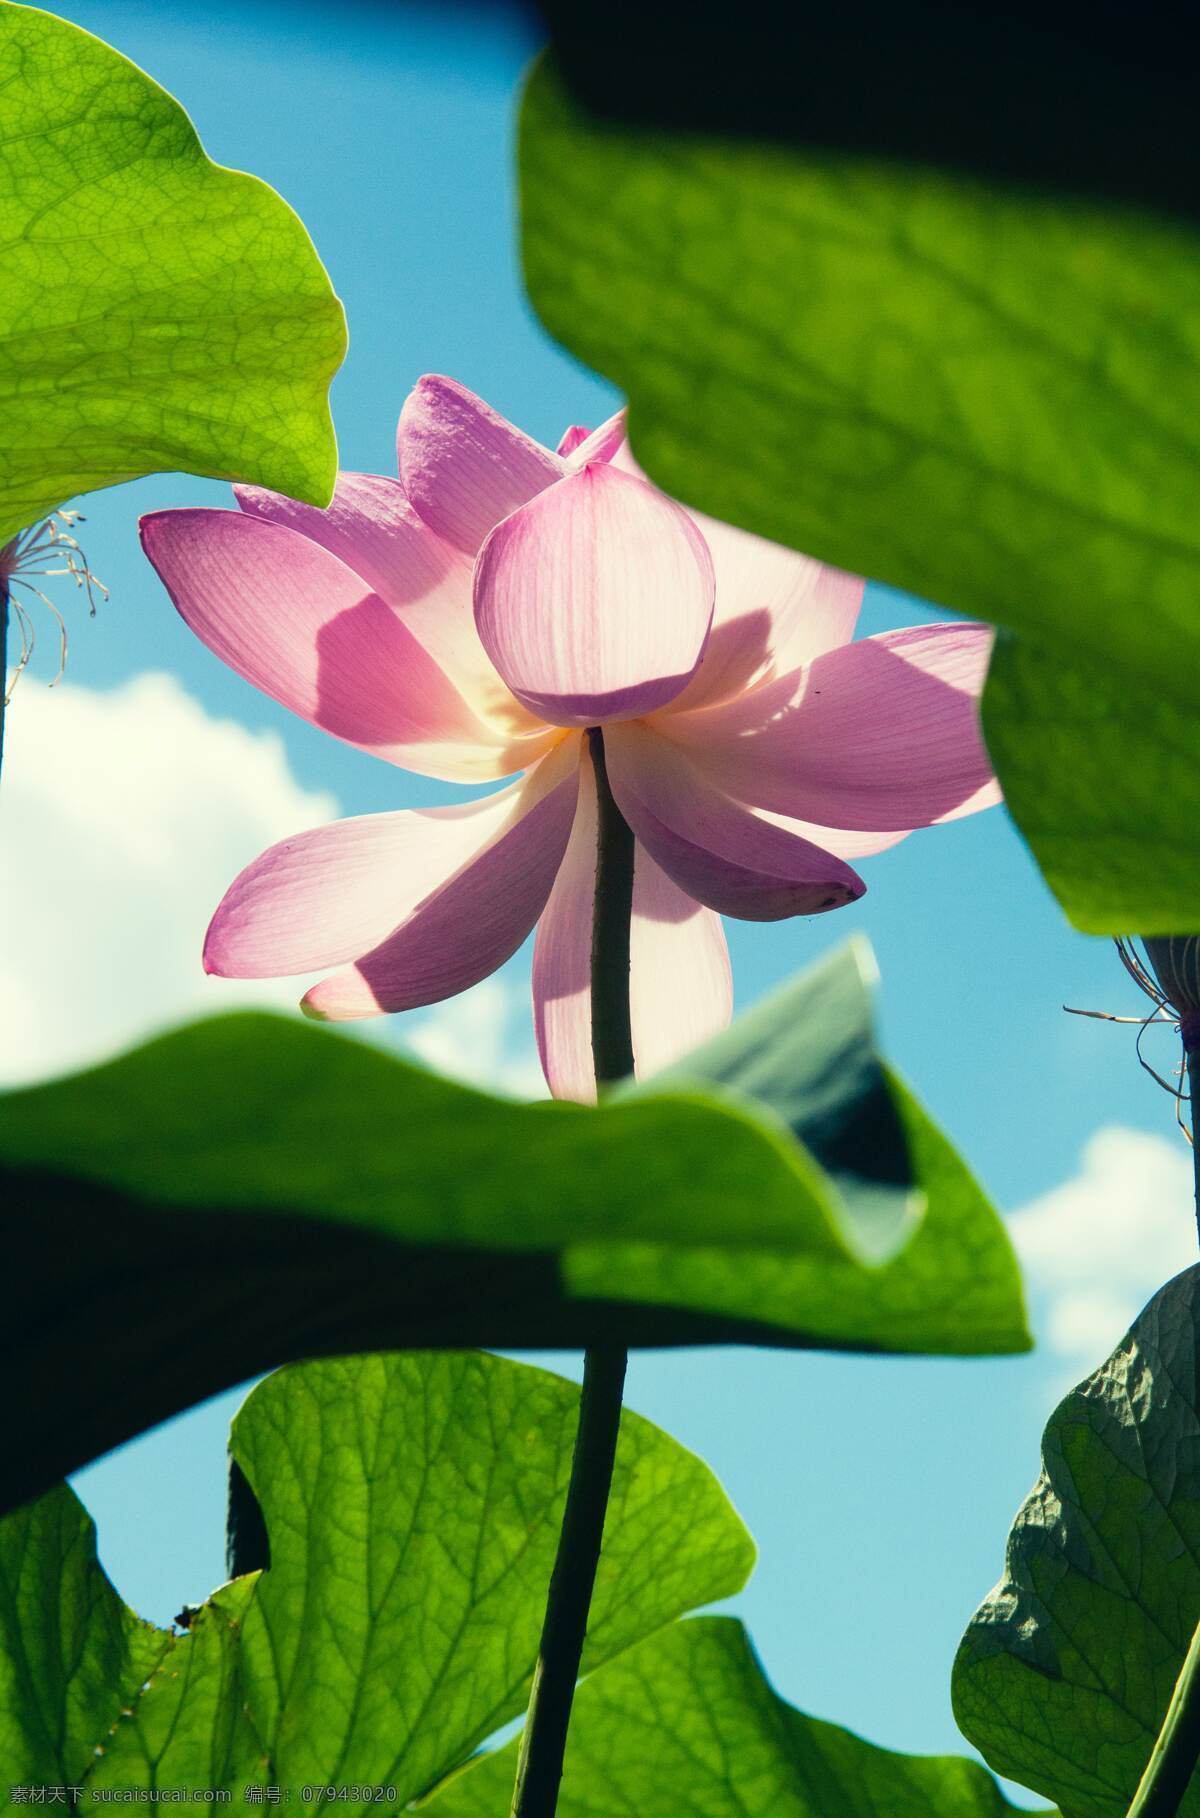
[0,1,344,541]
[0,956,1028,1513]
[427,1616,1044,1817]
[953,1266,1200,1815]
[0,1352,752,1801]
[518,58,1200,933]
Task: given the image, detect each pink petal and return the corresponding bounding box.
[234,473,548,749]
[604,723,864,920]
[556,425,592,457]
[473,463,715,727]
[297,742,581,1020]
[140,509,540,784]
[533,745,732,1102]
[611,437,863,711]
[397,374,565,555]
[662,530,864,715]
[561,409,627,469]
[661,624,1000,831]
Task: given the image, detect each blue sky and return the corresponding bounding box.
[6,0,1196,1797]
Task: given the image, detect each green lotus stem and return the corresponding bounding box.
[509,727,633,1818]
[1124,1045,1200,1818]
[1126,1608,1200,1816]
[586,725,636,1086]
[1193,1042,1200,1255]
[1194,1048,1200,1224]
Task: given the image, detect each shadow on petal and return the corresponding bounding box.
[314,599,490,759]
[665,626,997,832]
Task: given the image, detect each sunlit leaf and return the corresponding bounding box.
[0,1352,752,1798]
[981,633,1200,933]
[0,0,345,541]
[0,1485,175,1789]
[428,1616,1045,1817]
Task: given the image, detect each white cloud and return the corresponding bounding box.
[0,673,338,1085]
[0,672,544,1097]
[1007,1126,1196,1371]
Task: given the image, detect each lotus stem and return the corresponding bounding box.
[509,727,633,1818]
[586,725,636,1085]
[1193,1047,1200,1227]
[1126,1606,1200,1816]
[1124,1044,1200,1818]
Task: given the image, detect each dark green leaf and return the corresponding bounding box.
[953,1266,1200,1815]
[0,1,345,541]
[536,0,1194,224]
[518,57,1200,933]
[0,1352,752,1796]
[0,949,1029,1512]
[427,1615,1044,1817]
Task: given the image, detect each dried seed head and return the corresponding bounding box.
[1,508,108,704]
[1064,936,1198,1139]
[1142,936,1200,1051]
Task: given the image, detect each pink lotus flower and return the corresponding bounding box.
[140,376,998,1100]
